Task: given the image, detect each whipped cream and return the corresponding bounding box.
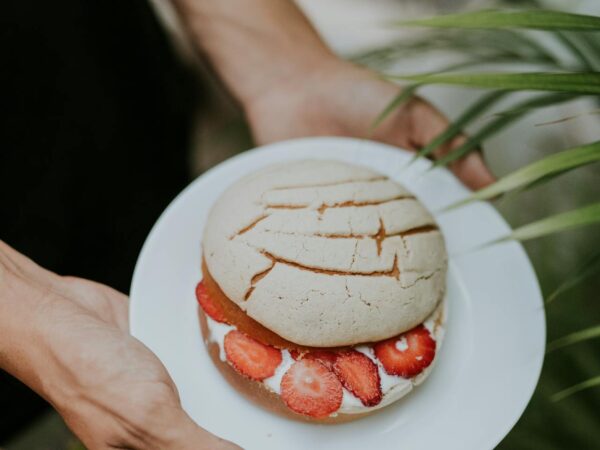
[203,302,444,416]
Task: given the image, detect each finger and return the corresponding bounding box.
[407,99,496,190]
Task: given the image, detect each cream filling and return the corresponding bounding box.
[204,302,444,416]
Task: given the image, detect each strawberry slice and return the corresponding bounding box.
[224,330,282,381]
[290,349,338,370]
[196,281,227,323]
[373,325,436,378]
[333,350,382,407]
[281,359,343,418]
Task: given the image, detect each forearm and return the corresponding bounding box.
[172,0,335,107]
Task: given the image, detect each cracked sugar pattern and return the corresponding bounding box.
[203,160,447,346]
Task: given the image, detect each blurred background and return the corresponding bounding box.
[1,0,599,449]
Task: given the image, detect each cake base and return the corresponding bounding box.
[198,308,375,424]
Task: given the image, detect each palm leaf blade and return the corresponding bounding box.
[497,202,600,243]
[370,84,420,132]
[395,10,600,31]
[387,72,600,95]
[546,250,600,304]
[414,90,508,161]
[433,93,575,168]
[445,141,600,208]
[547,325,600,352]
[552,376,600,402]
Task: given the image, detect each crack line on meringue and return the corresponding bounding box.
[240,225,439,241]
[257,251,401,279]
[264,176,388,192]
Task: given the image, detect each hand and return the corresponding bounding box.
[0,242,240,450]
[246,59,495,191]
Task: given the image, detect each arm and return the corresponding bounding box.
[173,0,494,190]
[0,241,238,450]
[172,0,332,108]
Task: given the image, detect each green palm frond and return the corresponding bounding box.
[431,93,576,168]
[370,84,420,132]
[387,72,600,95]
[554,31,599,71]
[395,10,600,31]
[546,250,600,304]
[552,376,600,402]
[355,29,563,69]
[378,0,600,416]
[492,202,600,243]
[444,141,600,209]
[413,90,509,161]
[547,325,600,352]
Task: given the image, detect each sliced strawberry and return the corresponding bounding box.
[224,330,282,381]
[280,359,343,418]
[196,281,227,323]
[373,325,436,378]
[290,349,338,370]
[333,350,382,407]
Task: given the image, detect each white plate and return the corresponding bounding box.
[130,137,545,450]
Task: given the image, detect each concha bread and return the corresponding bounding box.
[203,160,447,347]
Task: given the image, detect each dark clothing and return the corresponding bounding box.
[0,0,196,441]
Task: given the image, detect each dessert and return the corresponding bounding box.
[196,160,447,421]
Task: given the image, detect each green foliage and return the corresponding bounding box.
[445,141,600,208]
[494,202,600,243]
[546,250,600,304]
[547,324,600,352]
[370,84,420,132]
[431,93,576,167]
[414,90,509,161]
[552,376,600,401]
[395,9,600,31]
[388,72,600,95]
[379,3,600,413]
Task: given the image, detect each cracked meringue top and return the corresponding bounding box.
[202,160,447,347]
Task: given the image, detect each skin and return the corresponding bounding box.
[0,1,494,448]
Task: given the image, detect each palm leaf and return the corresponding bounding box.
[552,376,600,402]
[371,58,525,132]
[395,10,600,32]
[492,202,600,243]
[579,32,600,63]
[387,72,600,95]
[360,28,564,69]
[370,84,420,132]
[547,324,600,352]
[554,31,599,71]
[546,250,600,304]
[412,90,509,162]
[445,141,600,208]
[432,93,575,168]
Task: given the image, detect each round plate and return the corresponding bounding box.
[130,137,545,450]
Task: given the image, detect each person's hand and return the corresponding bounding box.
[0,241,239,450]
[245,59,495,191]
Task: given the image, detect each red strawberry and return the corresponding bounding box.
[280,359,343,418]
[196,281,227,323]
[373,325,436,378]
[333,350,382,407]
[224,330,282,381]
[290,349,338,370]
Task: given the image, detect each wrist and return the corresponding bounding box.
[0,247,50,394]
